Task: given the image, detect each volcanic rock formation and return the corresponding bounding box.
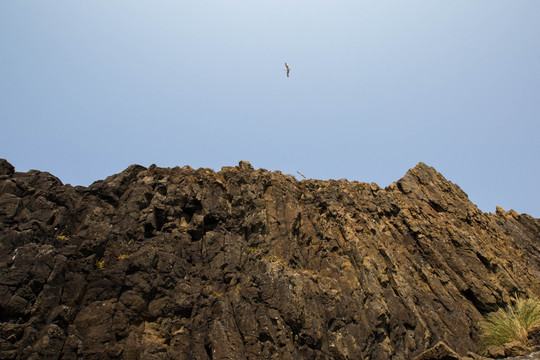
[0,158,538,359]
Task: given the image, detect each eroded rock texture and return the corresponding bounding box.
[0,158,538,359]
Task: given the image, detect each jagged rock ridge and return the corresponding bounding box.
[0,158,538,359]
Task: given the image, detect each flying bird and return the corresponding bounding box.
[285,62,291,77]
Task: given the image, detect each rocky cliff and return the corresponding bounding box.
[0,158,538,360]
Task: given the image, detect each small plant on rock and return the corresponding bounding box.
[96,259,105,269]
[479,297,540,347]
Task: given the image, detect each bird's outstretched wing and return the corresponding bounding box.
[285,62,291,77]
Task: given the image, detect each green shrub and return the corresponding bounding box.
[479,297,540,346]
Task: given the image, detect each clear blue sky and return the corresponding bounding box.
[1,1,539,216]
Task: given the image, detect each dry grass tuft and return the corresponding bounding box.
[479,297,540,347]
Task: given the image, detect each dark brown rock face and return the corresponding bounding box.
[0,159,538,359]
